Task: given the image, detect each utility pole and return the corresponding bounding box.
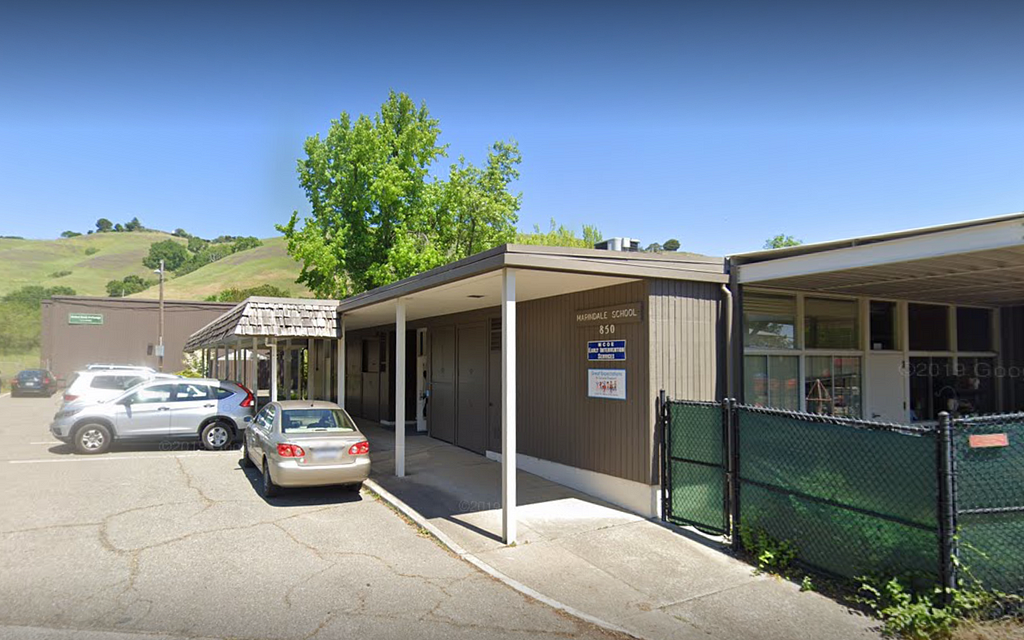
[155,259,165,372]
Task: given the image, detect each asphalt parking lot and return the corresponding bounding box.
[0,394,625,640]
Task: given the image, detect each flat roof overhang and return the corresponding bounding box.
[338,243,726,329]
[731,213,1024,306]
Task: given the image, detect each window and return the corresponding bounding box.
[744,355,799,410]
[805,297,859,350]
[908,357,954,421]
[214,387,234,400]
[743,292,796,349]
[869,301,898,350]
[281,409,357,434]
[955,357,996,416]
[805,356,861,417]
[957,308,993,352]
[91,375,127,390]
[129,384,175,404]
[909,304,949,351]
[175,383,212,401]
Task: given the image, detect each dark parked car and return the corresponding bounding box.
[11,369,57,397]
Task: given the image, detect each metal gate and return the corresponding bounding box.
[661,394,731,535]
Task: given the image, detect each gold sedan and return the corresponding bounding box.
[243,401,370,497]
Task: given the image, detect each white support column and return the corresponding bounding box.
[217,345,225,379]
[251,338,259,406]
[270,340,278,402]
[395,300,407,478]
[338,316,346,410]
[307,339,315,400]
[501,268,517,544]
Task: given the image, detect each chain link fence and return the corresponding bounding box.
[661,396,1024,595]
[953,413,1024,594]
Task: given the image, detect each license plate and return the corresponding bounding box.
[311,447,341,461]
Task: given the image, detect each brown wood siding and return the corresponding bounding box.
[517,281,651,484]
[342,280,720,486]
[647,279,723,483]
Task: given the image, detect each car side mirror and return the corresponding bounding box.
[120,397,133,405]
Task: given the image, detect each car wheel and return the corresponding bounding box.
[240,437,254,468]
[261,460,279,498]
[201,422,232,451]
[74,423,112,455]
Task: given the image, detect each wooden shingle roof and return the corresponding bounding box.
[183,297,339,351]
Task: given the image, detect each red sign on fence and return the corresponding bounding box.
[968,433,1010,449]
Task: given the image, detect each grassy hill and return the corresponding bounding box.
[0,232,308,302]
[133,237,309,300]
[0,232,183,298]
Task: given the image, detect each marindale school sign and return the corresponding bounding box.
[574,302,642,326]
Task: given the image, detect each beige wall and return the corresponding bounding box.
[41,297,234,380]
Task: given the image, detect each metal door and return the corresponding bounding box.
[429,326,456,444]
[866,354,907,422]
[456,323,487,454]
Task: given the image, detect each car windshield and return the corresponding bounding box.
[280,409,357,434]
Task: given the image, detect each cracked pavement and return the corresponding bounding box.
[0,395,627,640]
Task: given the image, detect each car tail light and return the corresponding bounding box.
[63,394,78,402]
[348,441,369,455]
[43,378,51,384]
[238,384,254,408]
[277,443,305,457]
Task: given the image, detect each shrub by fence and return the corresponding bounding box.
[661,397,1024,594]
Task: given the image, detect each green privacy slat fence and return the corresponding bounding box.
[736,406,940,581]
[664,402,728,534]
[953,413,1024,595]
[662,396,1024,594]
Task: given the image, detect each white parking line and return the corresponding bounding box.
[8,451,240,464]
[29,441,59,445]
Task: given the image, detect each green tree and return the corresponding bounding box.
[105,275,154,297]
[645,242,663,252]
[663,238,681,252]
[60,230,82,238]
[124,217,143,232]
[175,242,233,276]
[763,234,803,249]
[230,236,263,253]
[278,91,521,298]
[0,286,77,353]
[114,223,125,232]
[186,236,208,253]
[204,284,292,302]
[95,218,113,233]
[143,239,189,271]
[516,219,602,249]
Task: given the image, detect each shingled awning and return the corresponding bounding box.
[183,297,340,351]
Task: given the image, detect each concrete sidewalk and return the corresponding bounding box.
[360,421,880,640]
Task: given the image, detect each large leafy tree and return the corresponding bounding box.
[278,91,521,298]
[143,239,189,271]
[763,234,802,249]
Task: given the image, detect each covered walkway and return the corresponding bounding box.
[358,419,878,640]
[183,297,341,405]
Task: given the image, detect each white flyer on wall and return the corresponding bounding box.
[588,369,626,400]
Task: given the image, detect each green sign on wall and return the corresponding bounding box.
[68,313,104,325]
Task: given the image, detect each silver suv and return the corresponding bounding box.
[50,378,255,454]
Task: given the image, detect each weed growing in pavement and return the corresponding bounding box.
[738,523,797,575]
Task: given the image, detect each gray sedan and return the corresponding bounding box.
[242,401,370,497]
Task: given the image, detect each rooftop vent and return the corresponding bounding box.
[593,237,640,252]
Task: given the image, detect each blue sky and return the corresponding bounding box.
[1,1,1021,256]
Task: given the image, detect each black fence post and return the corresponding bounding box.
[660,390,670,523]
[937,412,958,600]
[727,398,741,551]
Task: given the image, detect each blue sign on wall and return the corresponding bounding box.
[587,340,626,361]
